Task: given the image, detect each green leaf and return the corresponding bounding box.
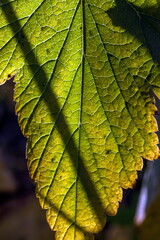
[0,0,160,239]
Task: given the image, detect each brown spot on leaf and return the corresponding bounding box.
[106,150,111,155]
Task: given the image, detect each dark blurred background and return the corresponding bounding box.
[0,79,159,240]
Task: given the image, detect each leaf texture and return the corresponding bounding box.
[0,0,160,239]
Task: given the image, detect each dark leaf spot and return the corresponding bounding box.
[106,150,111,155]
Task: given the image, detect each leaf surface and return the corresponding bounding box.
[0,0,160,239]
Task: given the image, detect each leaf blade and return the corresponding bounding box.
[0,0,160,239]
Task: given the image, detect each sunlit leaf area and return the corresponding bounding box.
[0,0,160,239]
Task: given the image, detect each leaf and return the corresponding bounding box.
[0,0,160,239]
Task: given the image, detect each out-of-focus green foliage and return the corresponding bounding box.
[137,193,160,240]
[0,0,160,239]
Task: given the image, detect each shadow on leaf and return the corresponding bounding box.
[107,0,160,65]
[1,0,106,232]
